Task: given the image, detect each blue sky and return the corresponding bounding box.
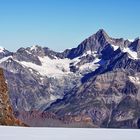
[0,0,140,52]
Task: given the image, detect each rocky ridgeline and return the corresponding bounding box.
[0,68,26,126]
[0,29,140,128]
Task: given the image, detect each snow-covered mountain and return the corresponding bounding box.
[0,29,140,128]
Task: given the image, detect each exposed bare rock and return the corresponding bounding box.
[0,68,27,126]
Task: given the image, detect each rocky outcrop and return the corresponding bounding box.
[0,68,26,126]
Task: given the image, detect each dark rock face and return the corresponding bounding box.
[26,45,63,59]
[13,47,42,65]
[45,70,140,128]
[137,118,140,128]
[129,39,140,57]
[0,29,140,128]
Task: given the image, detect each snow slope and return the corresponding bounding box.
[19,56,72,77]
[122,47,138,59]
[111,44,119,51]
[111,44,138,59]
[0,46,5,53]
[0,126,139,140]
[15,52,101,77]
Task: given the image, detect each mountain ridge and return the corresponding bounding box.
[0,29,140,128]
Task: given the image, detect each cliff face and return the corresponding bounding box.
[0,68,26,126]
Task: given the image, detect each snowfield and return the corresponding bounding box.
[0,126,139,140]
[20,56,72,77]
[122,47,138,59]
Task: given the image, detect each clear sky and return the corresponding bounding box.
[0,0,140,52]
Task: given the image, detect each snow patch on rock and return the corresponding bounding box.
[129,76,140,84]
[122,47,138,60]
[0,56,12,63]
[111,44,119,51]
[79,58,101,74]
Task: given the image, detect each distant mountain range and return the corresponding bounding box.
[0,29,140,128]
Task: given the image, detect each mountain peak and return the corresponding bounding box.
[30,45,41,51]
[134,37,140,43]
[97,29,106,33]
[95,29,109,39]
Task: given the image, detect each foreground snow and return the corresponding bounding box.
[0,126,139,140]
